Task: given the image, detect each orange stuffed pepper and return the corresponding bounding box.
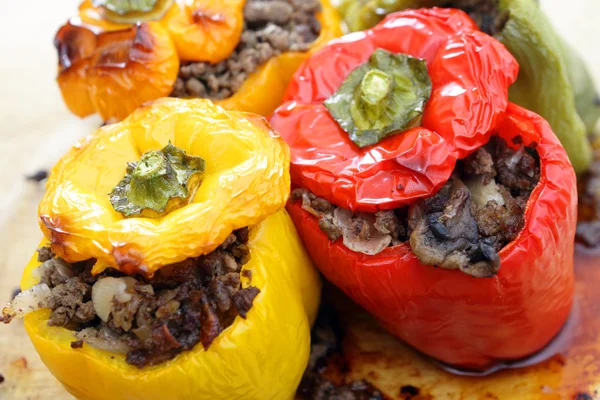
[55,0,341,121]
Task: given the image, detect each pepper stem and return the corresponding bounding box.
[132,151,167,180]
[93,0,158,15]
[110,143,206,218]
[359,69,393,106]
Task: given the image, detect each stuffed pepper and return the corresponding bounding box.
[270,8,577,369]
[1,98,320,399]
[54,0,342,121]
[337,0,598,173]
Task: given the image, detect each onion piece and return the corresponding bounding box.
[334,208,392,255]
[465,176,505,208]
[75,327,131,354]
[92,277,138,322]
[1,284,52,323]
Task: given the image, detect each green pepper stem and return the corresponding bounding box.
[359,69,393,106]
[110,143,205,217]
[132,151,167,180]
[93,0,158,15]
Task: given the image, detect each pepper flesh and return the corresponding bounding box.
[287,103,576,369]
[335,0,597,173]
[272,8,518,212]
[39,98,291,276]
[160,0,245,63]
[23,208,321,400]
[55,20,179,121]
[55,0,342,121]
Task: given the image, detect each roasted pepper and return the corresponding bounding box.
[336,0,598,173]
[270,9,576,369]
[54,0,342,121]
[4,98,321,399]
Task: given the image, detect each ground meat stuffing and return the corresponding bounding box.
[33,228,259,368]
[440,0,509,36]
[292,136,540,277]
[171,0,321,100]
[576,144,600,247]
[297,304,385,400]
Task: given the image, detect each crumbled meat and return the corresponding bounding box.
[25,169,49,183]
[71,340,83,349]
[298,304,384,400]
[577,145,600,247]
[298,374,384,400]
[462,147,496,181]
[409,182,500,278]
[440,0,509,36]
[400,385,420,397]
[28,227,259,368]
[576,221,600,247]
[37,246,55,262]
[47,277,93,327]
[293,136,540,277]
[171,0,321,99]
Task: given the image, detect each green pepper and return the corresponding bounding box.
[336,0,599,173]
[500,0,591,173]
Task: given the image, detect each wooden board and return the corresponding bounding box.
[0,1,599,399]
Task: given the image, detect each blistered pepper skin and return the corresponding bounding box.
[56,20,180,122]
[287,103,576,369]
[55,0,342,121]
[22,209,321,400]
[271,8,518,212]
[334,0,596,173]
[39,99,291,276]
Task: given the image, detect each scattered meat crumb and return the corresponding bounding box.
[0,373,4,384]
[25,169,48,182]
[400,385,420,397]
[71,340,84,349]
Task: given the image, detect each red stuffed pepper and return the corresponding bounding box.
[270,8,577,370]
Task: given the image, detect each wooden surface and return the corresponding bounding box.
[0,1,599,399]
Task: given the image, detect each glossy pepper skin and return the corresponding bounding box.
[24,98,321,399]
[271,9,577,369]
[272,8,518,212]
[54,0,342,121]
[41,99,291,275]
[336,0,597,173]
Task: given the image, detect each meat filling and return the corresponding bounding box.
[440,0,509,36]
[576,144,600,247]
[4,228,259,368]
[292,136,540,277]
[297,304,385,400]
[171,0,321,100]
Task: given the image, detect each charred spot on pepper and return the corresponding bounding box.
[6,227,259,368]
[54,23,97,71]
[292,136,540,277]
[111,244,146,276]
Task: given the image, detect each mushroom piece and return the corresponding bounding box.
[409,182,500,278]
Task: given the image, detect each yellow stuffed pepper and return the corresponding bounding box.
[1,98,320,400]
[55,0,342,121]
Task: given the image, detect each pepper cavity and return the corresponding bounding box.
[292,135,540,277]
[3,228,260,368]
